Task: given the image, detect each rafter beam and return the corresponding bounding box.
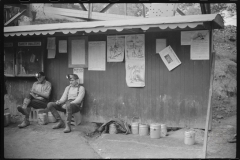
[4,9,26,26]
[100,3,115,13]
[176,8,185,16]
[79,3,87,11]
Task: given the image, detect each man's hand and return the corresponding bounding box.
[56,100,61,105]
[30,92,37,99]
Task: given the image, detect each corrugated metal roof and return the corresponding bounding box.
[4,14,224,37]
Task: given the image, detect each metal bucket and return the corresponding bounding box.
[109,123,117,134]
[38,113,48,125]
[160,124,167,137]
[48,112,56,123]
[139,124,149,136]
[131,122,139,135]
[150,123,161,139]
[184,130,195,145]
[4,113,11,127]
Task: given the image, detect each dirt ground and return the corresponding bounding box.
[4,113,237,158]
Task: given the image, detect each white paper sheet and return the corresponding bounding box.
[125,59,145,87]
[159,46,181,71]
[107,36,125,62]
[156,39,166,53]
[190,30,209,60]
[47,37,56,49]
[88,41,106,71]
[71,40,85,65]
[125,34,145,60]
[73,68,84,84]
[59,40,67,53]
[47,49,56,59]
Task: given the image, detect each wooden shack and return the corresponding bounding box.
[4,14,224,129]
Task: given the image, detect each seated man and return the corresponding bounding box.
[47,74,85,133]
[17,72,52,128]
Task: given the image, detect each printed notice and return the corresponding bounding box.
[159,46,181,71]
[59,40,67,53]
[156,39,167,53]
[190,30,209,60]
[47,37,56,49]
[73,68,84,84]
[107,35,125,62]
[48,49,56,59]
[71,40,85,65]
[88,41,106,71]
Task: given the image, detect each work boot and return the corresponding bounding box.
[63,113,72,133]
[49,107,65,129]
[52,119,65,129]
[17,106,29,115]
[18,117,30,128]
[63,121,71,133]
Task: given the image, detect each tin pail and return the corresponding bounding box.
[150,123,161,139]
[184,130,195,145]
[48,112,56,123]
[4,113,11,127]
[139,124,149,136]
[38,113,48,125]
[161,124,167,137]
[109,123,117,134]
[131,122,139,135]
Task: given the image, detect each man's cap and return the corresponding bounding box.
[35,72,45,78]
[66,74,79,80]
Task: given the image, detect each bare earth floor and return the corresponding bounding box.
[4,115,236,159]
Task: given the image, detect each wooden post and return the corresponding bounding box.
[88,3,92,19]
[142,4,145,17]
[203,29,216,158]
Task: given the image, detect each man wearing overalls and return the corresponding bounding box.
[47,74,85,133]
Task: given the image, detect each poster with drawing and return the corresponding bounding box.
[73,68,84,84]
[159,46,181,71]
[125,59,145,87]
[125,34,145,60]
[190,30,209,60]
[107,36,125,62]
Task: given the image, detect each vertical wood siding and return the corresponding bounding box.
[5,30,211,129]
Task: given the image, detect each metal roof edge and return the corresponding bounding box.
[4,14,224,37]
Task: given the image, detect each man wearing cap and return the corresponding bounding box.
[17,72,52,128]
[47,74,85,133]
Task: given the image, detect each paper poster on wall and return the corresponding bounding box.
[159,46,181,71]
[88,41,106,71]
[47,37,56,49]
[47,49,56,59]
[73,68,84,84]
[156,39,166,53]
[190,30,209,60]
[59,40,67,53]
[125,59,145,87]
[71,40,85,65]
[125,34,145,60]
[107,35,125,62]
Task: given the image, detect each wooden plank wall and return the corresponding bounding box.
[5,30,211,129]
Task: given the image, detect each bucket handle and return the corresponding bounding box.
[131,117,141,124]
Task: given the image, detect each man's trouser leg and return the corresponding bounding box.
[18,96,48,128]
[47,102,65,129]
[17,94,32,128]
[64,102,80,133]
